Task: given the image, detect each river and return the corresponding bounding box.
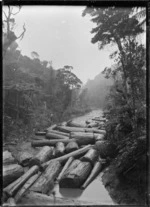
[55,109,115,205]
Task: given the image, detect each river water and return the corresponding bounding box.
[55,109,115,205]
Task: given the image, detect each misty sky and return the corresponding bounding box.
[6,6,146,84]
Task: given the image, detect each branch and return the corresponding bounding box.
[17,23,26,40]
[11,6,21,15]
[3,11,7,19]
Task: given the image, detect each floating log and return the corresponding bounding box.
[47,129,69,137]
[18,151,32,167]
[57,157,74,182]
[60,159,92,188]
[46,132,69,140]
[29,146,53,167]
[95,134,105,141]
[55,142,65,157]
[4,165,39,198]
[56,126,106,134]
[35,131,46,136]
[31,136,95,148]
[42,144,92,169]
[14,172,41,203]
[67,120,86,128]
[30,160,61,194]
[65,141,79,153]
[3,151,17,165]
[3,164,24,187]
[80,148,99,166]
[81,161,103,189]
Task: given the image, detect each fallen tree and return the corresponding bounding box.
[65,141,79,153]
[17,151,32,167]
[80,148,99,166]
[46,132,69,140]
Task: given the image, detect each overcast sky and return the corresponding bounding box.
[5,6,146,84]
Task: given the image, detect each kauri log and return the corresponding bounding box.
[35,131,46,136]
[60,159,92,188]
[57,157,74,182]
[56,125,106,134]
[3,164,24,187]
[87,122,99,128]
[29,146,53,167]
[55,142,65,157]
[80,148,99,166]
[3,165,39,197]
[70,132,95,139]
[30,160,61,194]
[67,120,86,128]
[42,144,92,168]
[31,136,94,147]
[46,132,69,140]
[65,141,79,153]
[47,129,69,137]
[46,124,57,131]
[81,161,102,189]
[3,151,16,165]
[18,151,32,167]
[15,172,41,203]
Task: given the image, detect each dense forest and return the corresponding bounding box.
[82,6,147,204]
[3,6,92,142]
[3,5,147,205]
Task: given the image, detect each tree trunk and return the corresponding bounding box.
[60,159,92,188]
[81,161,102,189]
[29,146,53,167]
[80,148,99,166]
[14,172,41,203]
[70,131,95,139]
[17,152,32,167]
[3,164,24,187]
[65,141,79,153]
[92,118,107,122]
[3,165,39,198]
[56,157,74,182]
[42,145,92,169]
[55,142,65,157]
[46,132,69,140]
[35,131,46,136]
[3,151,17,165]
[46,124,57,132]
[31,136,95,147]
[30,160,61,194]
[47,129,69,137]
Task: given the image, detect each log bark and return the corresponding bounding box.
[81,161,102,189]
[60,159,92,188]
[35,131,46,136]
[65,141,79,153]
[70,131,95,139]
[47,129,69,137]
[29,146,53,167]
[30,160,61,194]
[18,151,32,167]
[56,126,106,134]
[80,148,99,166]
[67,120,86,128]
[56,157,74,182]
[46,132,69,140]
[31,136,95,148]
[3,151,17,165]
[46,124,57,132]
[14,172,41,203]
[87,122,99,128]
[3,164,24,187]
[4,165,39,197]
[55,142,65,157]
[92,118,107,122]
[42,144,92,168]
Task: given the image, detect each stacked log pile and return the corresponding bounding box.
[3,113,112,205]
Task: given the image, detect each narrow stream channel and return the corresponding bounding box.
[56,109,115,205]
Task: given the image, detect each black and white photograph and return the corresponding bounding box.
[2,2,147,206]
